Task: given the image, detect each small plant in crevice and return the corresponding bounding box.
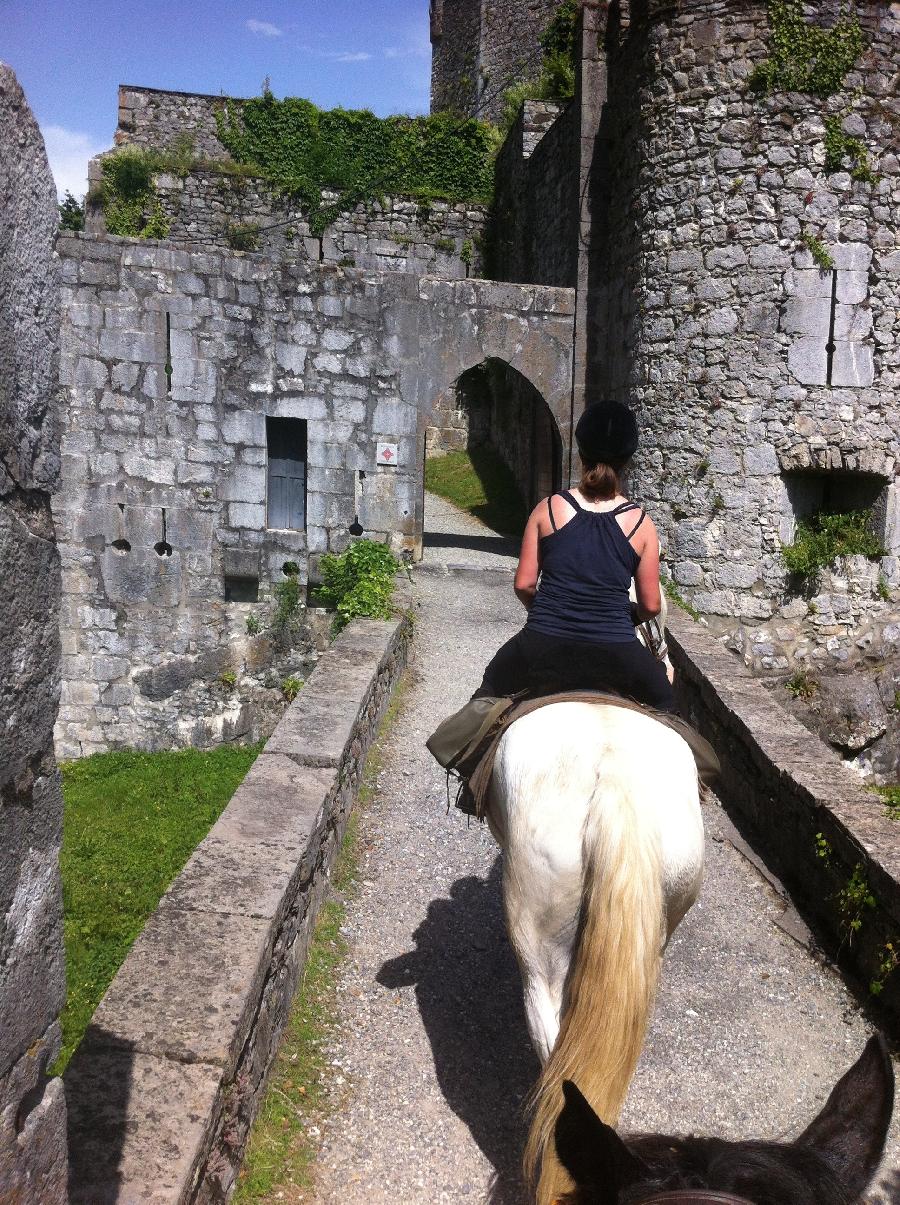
[836,863,876,942]
[824,115,878,183]
[220,670,238,689]
[245,613,262,636]
[877,785,900,820]
[814,831,833,867]
[281,676,303,702]
[870,940,900,997]
[92,147,172,240]
[877,575,891,602]
[273,575,303,631]
[781,509,883,583]
[786,668,818,700]
[318,539,400,633]
[225,221,261,251]
[800,230,834,271]
[460,238,474,268]
[661,577,701,622]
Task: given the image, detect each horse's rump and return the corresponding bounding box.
[488,703,704,1204]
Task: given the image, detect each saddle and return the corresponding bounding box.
[426,690,720,819]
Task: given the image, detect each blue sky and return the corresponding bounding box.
[1,1,432,198]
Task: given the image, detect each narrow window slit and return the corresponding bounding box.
[164,312,173,394]
[825,269,838,386]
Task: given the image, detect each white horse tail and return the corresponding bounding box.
[524,768,665,1204]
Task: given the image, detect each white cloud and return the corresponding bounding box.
[331,51,372,63]
[40,125,106,200]
[246,18,283,37]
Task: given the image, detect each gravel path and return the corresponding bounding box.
[312,500,899,1204]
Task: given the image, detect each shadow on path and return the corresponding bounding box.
[378,858,537,1203]
[423,531,519,557]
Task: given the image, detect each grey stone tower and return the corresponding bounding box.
[430,0,561,123]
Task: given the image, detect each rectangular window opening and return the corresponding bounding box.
[781,470,888,545]
[266,416,307,531]
[224,575,259,603]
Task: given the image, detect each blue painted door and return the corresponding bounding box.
[266,417,306,529]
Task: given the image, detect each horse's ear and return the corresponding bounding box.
[555,1080,647,1203]
[796,1034,894,1198]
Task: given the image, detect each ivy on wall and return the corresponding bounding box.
[500,0,580,130]
[748,0,863,99]
[214,95,498,237]
[91,148,171,240]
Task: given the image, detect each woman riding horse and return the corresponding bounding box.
[475,400,673,712]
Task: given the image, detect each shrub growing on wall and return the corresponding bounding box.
[318,539,401,632]
[92,148,171,239]
[214,96,498,235]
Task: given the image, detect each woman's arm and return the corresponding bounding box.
[632,515,662,620]
[514,502,543,610]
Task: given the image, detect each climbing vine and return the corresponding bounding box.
[91,148,171,240]
[749,0,879,190]
[214,95,498,237]
[748,0,863,99]
[500,0,580,130]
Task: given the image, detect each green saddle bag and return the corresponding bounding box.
[425,694,519,774]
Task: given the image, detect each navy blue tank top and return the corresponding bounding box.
[527,491,643,644]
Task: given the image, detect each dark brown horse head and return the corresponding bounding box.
[554,1035,894,1205]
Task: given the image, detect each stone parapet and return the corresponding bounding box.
[64,608,413,1203]
[668,608,900,1028]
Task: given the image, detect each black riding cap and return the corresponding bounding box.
[575,401,639,466]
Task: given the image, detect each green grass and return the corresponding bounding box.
[56,743,261,1073]
[234,675,407,1202]
[425,446,527,536]
[877,785,900,820]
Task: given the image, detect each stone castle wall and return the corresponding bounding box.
[591,0,899,668]
[149,173,488,276]
[57,233,574,756]
[491,99,579,287]
[116,84,230,158]
[0,65,68,1199]
[430,0,561,123]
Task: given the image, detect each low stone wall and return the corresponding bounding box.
[668,609,900,1027]
[64,608,412,1202]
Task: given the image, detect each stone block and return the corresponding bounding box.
[783,268,833,299]
[222,410,265,446]
[831,343,874,388]
[743,444,778,476]
[788,338,828,385]
[275,341,307,373]
[780,298,830,337]
[66,1041,221,1204]
[835,270,868,305]
[222,465,266,504]
[228,502,266,529]
[0,1025,67,1202]
[833,304,873,341]
[99,328,165,363]
[163,758,335,919]
[831,242,873,272]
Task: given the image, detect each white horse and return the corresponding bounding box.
[484,610,704,1203]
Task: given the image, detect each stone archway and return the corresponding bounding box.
[426,358,562,513]
[406,277,575,558]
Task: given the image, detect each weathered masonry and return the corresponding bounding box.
[0,64,68,1199]
[436,0,900,671]
[57,235,573,757]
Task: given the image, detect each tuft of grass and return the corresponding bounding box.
[56,743,261,1072]
[785,669,818,700]
[662,577,701,622]
[234,673,408,1201]
[877,785,900,821]
[425,446,526,537]
[281,676,303,702]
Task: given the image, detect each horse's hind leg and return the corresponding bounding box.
[503,857,581,1064]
